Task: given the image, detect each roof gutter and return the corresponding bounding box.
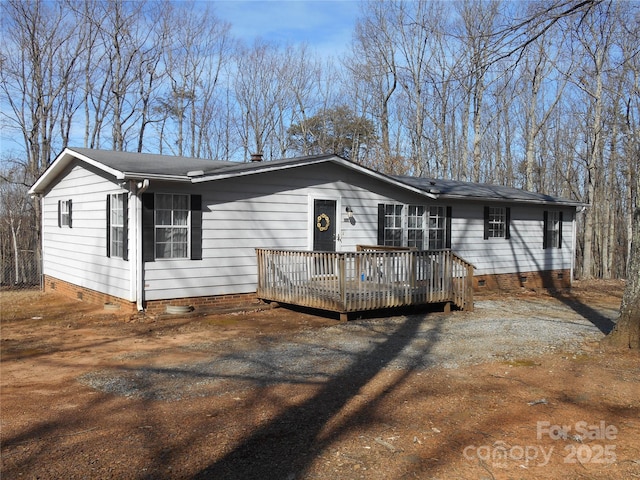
[436,194,587,208]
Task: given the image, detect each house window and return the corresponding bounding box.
[155,193,189,259]
[142,193,202,262]
[428,206,446,249]
[378,204,451,249]
[543,210,563,249]
[383,204,403,247]
[408,205,425,249]
[107,193,127,259]
[484,206,511,239]
[58,199,72,227]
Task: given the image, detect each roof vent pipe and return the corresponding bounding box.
[250,153,263,162]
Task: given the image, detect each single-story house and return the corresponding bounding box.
[29,147,583,317]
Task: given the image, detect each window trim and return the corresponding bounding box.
[483,206,511,240]
[427,205,452,250]
[141,193,202,262]
[378,203,451,250]
[543,210,563,249]
[106,193,128,260]
[154,193,191,260]
[58,199,72,228]
[381,203,404,247]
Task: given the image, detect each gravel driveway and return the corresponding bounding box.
[79,296,618,401]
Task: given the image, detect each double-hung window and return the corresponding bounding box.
[427,206,447,249]
[58,200,72,227]
[484,206,511,239]
[142,193,202,262]
[155,193,190,259]
[382,204,403,247]
[407,205,425,249]
[107,193,127,259]
[543,210,563,249]
[378,204,451,249]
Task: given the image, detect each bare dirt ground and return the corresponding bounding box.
[1,281,639,480]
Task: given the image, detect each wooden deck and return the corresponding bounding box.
[256,246,474,320]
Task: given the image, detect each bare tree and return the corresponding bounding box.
[349,1,398,170]
[1,0,84,259]
[233,40,285,160]
[519,23,571,191]
[571,1,618,279]
[157,2,232,157]
[1,0,83,177]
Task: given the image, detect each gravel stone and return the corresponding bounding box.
[77,298,616,401]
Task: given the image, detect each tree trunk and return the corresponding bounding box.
[603,202,640,349]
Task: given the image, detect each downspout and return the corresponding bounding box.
[135,179,150,311]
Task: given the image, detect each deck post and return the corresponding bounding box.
[338,254,346,311]
[465,263,475,311]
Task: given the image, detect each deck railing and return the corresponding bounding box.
[256,247,474,318]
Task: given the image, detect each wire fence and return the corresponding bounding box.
[1,249,41,290]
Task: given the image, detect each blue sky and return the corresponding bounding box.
[0,0,362,163]
[213,0,361,58]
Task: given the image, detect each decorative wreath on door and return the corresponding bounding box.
[316,213,330,232]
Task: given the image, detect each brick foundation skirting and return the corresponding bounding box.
[43,275,138,313]
[43,270,570,316]
[142,293,262,316]
[42,275,261,315]
[473,269,571,291]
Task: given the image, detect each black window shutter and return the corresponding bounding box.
[445,206,452,249]
[142,193,155,262]
[68,200,72,228]
[190,194,202,260]
[122,193,129,260]
[505,207,511,239]
[558,211,563,248]
[543,210,549,249]
[58,200,62,228]
[377,204,385,246]
[106,195,111,257]
[483,206,489,240]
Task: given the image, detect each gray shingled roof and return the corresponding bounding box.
[68,147,233,176]
[394,175,583,206]
[33,148,583,207]
[68,148,340,178]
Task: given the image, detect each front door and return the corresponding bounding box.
[313,199,336,251]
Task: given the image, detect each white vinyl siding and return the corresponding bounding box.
[454,204,573,275]
[145,164,575,301]
[42,163,132,300]
[41,158,576,304]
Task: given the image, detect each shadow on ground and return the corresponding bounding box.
[553,292,617,334]
[188,314,441,480]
